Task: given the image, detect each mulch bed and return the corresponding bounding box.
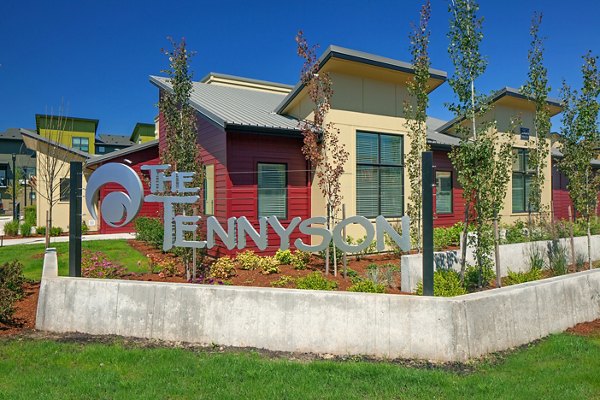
[0,282,39,336]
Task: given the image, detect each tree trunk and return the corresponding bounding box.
[45,210,50,248]
[459,203,470,284]
[568,206,576,269]
[342,204,347,278]
[325,203,330,275]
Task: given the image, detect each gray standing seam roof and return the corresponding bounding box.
[150,76,300,132]
[97,134,134,146]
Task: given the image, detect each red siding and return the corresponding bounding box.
[98,145,162,233]
[433,150,465,227]
[552,163,600,220]
[220,131,311,256]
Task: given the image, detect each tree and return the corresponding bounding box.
[405,0,431,253]
[296,31,349,275]
[559,52,600,269]
[522,12,551,224]
[159,37,203,280]
[35,112,72,247]
[447,0,513,286]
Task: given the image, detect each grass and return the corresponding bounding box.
[0,240,149,281]
[0,333,598,399]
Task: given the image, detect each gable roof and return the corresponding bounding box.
[20,128,90,160]
[438,87,563,134]
[0,128,30,141]
[86,139,158,168]
[275,45,448,114]
[150,75,300,133]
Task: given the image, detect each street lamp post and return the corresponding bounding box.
[11,153,16,221]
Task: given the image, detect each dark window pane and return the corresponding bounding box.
[258,163,286,219]
[436,171,452,214]
[380,134,403,165]
[380,167,403,217]
[357,132,379,164]
[512,173,525,213]
[356,165,379,217]
[60,178,70,202]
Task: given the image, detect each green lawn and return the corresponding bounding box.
[0,240,149,281]
[0,333,598,399]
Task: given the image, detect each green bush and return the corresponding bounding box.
[19,222,33,237]
[82,251,127,279]
[366,263,399,288]
[354,235,377,260]
[274,249,293,265]
[82,221,89,235]
[505,267,542,286]
[296,272,338,291]
[236,250,260,270]
[209,257,236,279]
[50,227,63,236]
[465,265,496,290]
[290,250,311,270]
[35,226,45,236]
[3,220,19,236]
[24,205,36,225]
[348,280,385,293]
[319,241,344,261]
[134,217,164,249]
[547,240,568,276]
[258,256,280,275]
[416,269,466,297]
[503,220,528,244]
[0,261,25,323]
[433,222,464,251]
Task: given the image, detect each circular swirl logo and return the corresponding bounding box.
[86,163,144,228]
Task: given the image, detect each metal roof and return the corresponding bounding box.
[86,139,158,167]
[426,117,461,147]
[97,134,134,146]
[0,128,28,141]
[150,76,300,132]
[200,72,293,90]
[438,87,563,134]
[551,146,600,167]
[19,128,91,159]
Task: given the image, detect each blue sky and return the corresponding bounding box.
[1,0,598,135]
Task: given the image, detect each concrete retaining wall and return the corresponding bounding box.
[37,249,600,362]
[401,235,600,293]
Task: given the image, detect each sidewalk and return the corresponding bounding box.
[0,232,136,247]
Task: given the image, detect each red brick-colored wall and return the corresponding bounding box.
[433,150,465,228]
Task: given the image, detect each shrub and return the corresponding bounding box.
[19,222,33,237]
[319,240,344,261]
[147,254,179,277]
[274,249,293,265]
[0,261,25,323]
[348,280,385,293]
[82,251,127,279]
[82,221,89,235]
[354,235,377,260]
[35,226,45,236]
[366,263,399,288]
[3,220,19,236]
[547,240,568,276]
[134,217,164,249]
[464,265,496,290]
[296,272,337,291]
[433,222,464,250]
[236,250,261,270]
[258,256,280,275]
[576,253,586,272]
[24,205,36,225]
[416,269,466,297]
[270,275,296,288]
[50,227,63,237]
[503,220,528,244]
[527,244,545,271]
[505,267,542,286]
[209,257,236,279]
[290,250,311,270]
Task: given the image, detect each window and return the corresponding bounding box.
[436,171,453,214]
[72,137,89,152]
[60,178,70,202]
[0,164,7,187]
[204,164,215,215]
[512,148,534,213]
[356,132,404,217]
[258,163,286,219]
[97,146,105,154]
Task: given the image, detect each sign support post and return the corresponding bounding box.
[69,162,82,277]
[422,151,434,296]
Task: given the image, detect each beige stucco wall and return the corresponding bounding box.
[35,154,98,233]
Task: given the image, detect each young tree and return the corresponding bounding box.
[296,31,349,275]
[522,12,551,224]
[159,37,203,280]
[35,112,72,247]
[559,52,600,269]
[447,0,513,286]
[405,0,431,252]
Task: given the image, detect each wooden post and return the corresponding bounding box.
[493,216,501,288]
[568,206,576,269]
[342,204,347,279]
